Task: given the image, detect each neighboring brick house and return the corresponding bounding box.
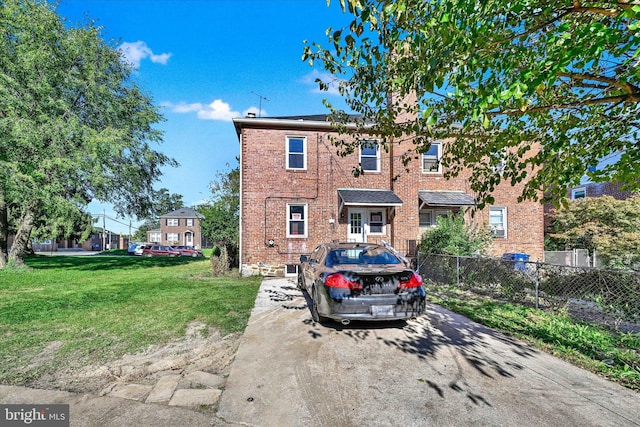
[233,114,545,277]
[148,207,204,248]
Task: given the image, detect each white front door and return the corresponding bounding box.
[185,232,193,246]
[347,209,366,242]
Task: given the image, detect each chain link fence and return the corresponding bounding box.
[415,253,640,333]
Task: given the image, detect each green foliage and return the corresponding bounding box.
[304,1,640,208]
[418,213,491,256]
[199,160,239,265]
[0,0,176,265]
[0,255,261,386]
[549,196,640,269]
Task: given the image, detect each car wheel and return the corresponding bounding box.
[311,286,327,324]
[191,253,198,257]
[145,253,152,257]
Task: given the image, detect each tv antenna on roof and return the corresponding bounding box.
[251,91,269,117]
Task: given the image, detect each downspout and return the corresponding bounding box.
[238,132,244,272]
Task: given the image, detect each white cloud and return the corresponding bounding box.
[302,70,345,96]
[163,99,242,121]
[118,41,172,69]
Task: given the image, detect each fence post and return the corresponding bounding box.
[535,262,540,309]
[456,255,460,287]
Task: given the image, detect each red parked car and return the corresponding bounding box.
[172,246,204,257]
[142,245,181,257]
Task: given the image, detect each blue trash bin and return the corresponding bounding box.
[503,252,530,271]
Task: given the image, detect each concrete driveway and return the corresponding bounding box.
[217,277,640,427]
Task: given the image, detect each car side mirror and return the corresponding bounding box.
[299,255,308,263]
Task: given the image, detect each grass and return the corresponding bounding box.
[0,254,261,386]
[427,285,640,391]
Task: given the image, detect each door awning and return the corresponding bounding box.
[419,190,475,209]
[338,188,403,217]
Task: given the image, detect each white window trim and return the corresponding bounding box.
[422,141,442,174]
[167,218,179,226]
[367,210,387,235]
[166,233,180,242]
[572,187,586,200]
[489,206,507,239]
[286,203,308,238]
[419,209,451,228]
[286,136,307,170]
[186,218,194,226]
[360,140,380,173]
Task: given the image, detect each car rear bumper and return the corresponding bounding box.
[322,288,426,321]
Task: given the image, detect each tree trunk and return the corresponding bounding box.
[8,203,37,267]
[0,195,7,269]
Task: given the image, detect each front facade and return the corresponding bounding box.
[235,115,544,277]
[148,207,204,248]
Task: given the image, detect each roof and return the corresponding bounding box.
[232,114,372,138]
[338,188,403,208]
[418,190,475,207]
[160,207,204,219]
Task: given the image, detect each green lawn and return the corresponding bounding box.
[0,255,261,386]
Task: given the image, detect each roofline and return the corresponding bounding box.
[233,116,370,139]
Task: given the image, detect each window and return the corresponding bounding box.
[572,187,586,199]
[186,218,194,226]
[166,233,180,242]
[287,204,307,238]
[167,218,179,226]
[419,209,451,228]
[360,140,380,172]
[150,232,161,243]
[286,136,306,170]
[492,148,507,175]
[369,211,386,234]
[422,141,442,173]
[489,207,507,238]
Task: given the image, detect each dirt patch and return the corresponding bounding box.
[30,322,241,394]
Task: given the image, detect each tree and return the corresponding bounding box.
[199,161,239,267]
[549,195,640,269]
[418,213,491,256]
[303,1,640,208]
[0,0,176,267]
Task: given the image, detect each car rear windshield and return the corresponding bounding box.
[326,248,401,266]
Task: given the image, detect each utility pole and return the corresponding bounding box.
[103,209,106,251]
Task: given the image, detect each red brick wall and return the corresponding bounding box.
[240,122,545,274]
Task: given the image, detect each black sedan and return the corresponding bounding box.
[298,242,426,324]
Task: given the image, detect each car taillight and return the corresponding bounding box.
[399,273,423,289]
[325,273,363,290]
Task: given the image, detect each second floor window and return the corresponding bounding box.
[360,140,380,172]
[422,141,442,173]
[286,136,306,170]
[167,218,179,226]
[186,218,194,226]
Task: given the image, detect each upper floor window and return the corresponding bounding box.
[287,203,307,238]
[286,136,306,170]
[360,140,380,172]
[489,207,507,238]
[167,218,179,226]
[186,218,194,227]
[572,187,586,200]
[492,148,507,175]
[422,141,442,173]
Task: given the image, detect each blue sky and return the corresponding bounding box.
[57,0,353,234]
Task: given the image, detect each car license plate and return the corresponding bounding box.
[371,305,394,317]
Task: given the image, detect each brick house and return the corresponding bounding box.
[233,114,544,277]
[148,207,204,248]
